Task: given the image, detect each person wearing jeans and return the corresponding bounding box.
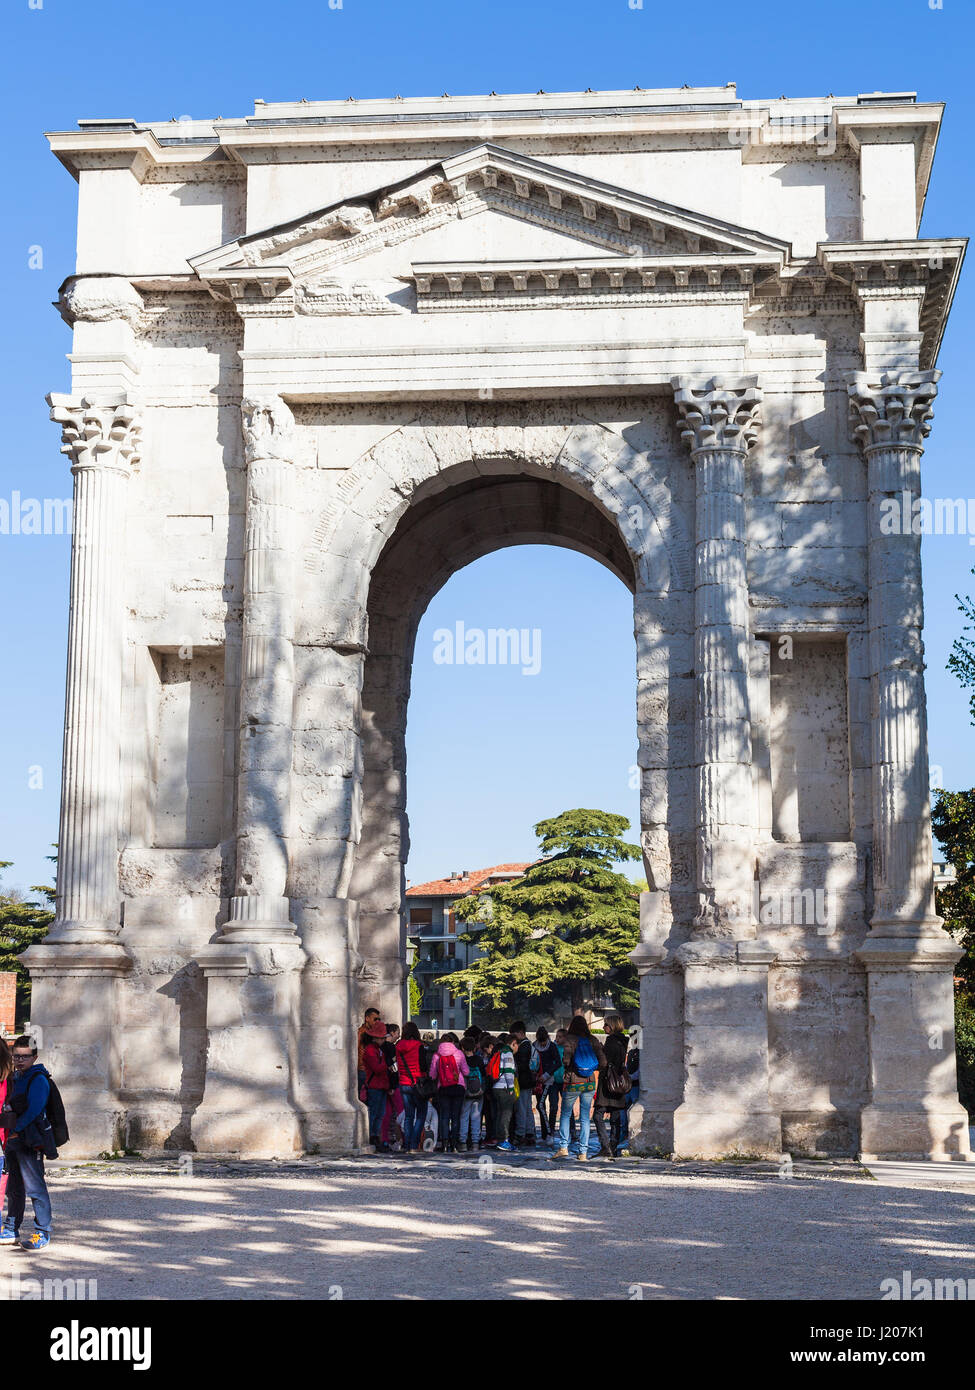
[395,1022,431,1153]
[550,1019,607,1163]
[362,1022,392,1152]
[401,1086,428,1152]
[0,1036,55,1249]
[509,1023,536,1145]
[557,1087,595,1158]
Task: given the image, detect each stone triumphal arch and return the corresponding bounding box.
[32,87,970,1160]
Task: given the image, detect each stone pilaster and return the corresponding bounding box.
[192,395,306,1155]
[224,395,298,941]
[21,394,141,1154]
[848,369,971,1159]
[672,376,762,936]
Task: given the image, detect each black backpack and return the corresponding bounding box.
[45,1078,69,1148]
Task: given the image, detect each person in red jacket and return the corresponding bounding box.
[362,1021,392,1153]
[395,1022,430,1154]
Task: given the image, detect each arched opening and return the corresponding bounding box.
[349,469,638,1020]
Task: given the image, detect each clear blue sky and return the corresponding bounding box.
[0,0,972,894]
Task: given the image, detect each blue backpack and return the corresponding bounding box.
[572,1037,598,1078]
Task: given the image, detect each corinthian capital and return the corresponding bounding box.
[848,370,940,454]
[47,393,142,473]
[242,395,296,465]
[671,377,762,456]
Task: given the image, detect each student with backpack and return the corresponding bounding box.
[478,1034,497,1143]
[509,1021,536,1147]
[0,1035,66,1249]
[459,1038,485,1151]
[430,1032,469,1154]
[550,1016,607,1162]
[488,1033,517,1151]
[530,1027,561,1143]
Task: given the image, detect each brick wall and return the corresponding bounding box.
[0,973,16,1037]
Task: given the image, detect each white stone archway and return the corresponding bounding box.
[30,86,971,1163]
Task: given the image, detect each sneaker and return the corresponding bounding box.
[0,1228,19,1246]
[497,1141,513,1152]
[549,1147,570,1159]
[576,1152,588,1162]
[19,1233,50,1251]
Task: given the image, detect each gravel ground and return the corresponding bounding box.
[3,1153,974,1300]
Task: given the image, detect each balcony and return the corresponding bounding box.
[414,958,460,976]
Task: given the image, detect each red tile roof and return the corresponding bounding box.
[406,862,531,898]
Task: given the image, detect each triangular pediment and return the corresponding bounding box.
[190,144,791,304]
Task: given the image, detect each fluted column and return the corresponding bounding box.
[20,393,139,1156]
[222,395,298,941]
[666,379,779,1158]
[48,393,141,942]
[848,369,970,1160]
[849,370,942,932]
[673,377,762,937]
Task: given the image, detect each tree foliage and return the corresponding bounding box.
[947,572,975,723]
[0,854,56,1017]
[932,790,975,994]
[407,969,422,1020]
[448,808,642,1014]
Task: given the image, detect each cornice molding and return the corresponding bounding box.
[819,239,966,370]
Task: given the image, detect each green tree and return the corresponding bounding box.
[407,969,422,1019]
[0,853,56,1018]
[947,571,975,722]
[932,790,975,995]
[935,576,975,1117]
[449,808,642,1015]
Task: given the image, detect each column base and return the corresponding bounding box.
[191,940,306,1157]
[299,1104,364,1155]
[218,894,297,944]
[672,1103,782,1160]
[191,1110,305,1159]
[41,920,122,946]
[859,1102,974,1162]
[20,940,131,1157]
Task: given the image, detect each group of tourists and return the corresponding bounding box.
[0,1035,61,1250]
[357,1009,639,1160]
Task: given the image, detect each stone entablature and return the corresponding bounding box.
[32,85,970,1163]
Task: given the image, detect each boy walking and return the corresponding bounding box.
[1,1036,55,1250]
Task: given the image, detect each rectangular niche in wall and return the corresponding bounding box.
[769,636,851,843]
[149,648,225,849]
